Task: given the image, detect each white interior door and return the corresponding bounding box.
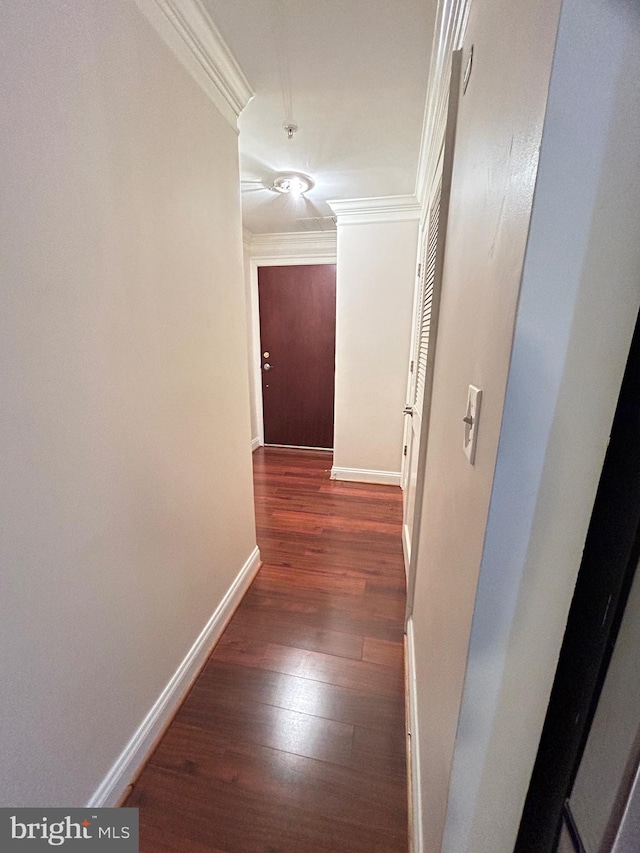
[402,174,443,565]
[401,50,462,606]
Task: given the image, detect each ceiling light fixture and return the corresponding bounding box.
[270,172,314,198]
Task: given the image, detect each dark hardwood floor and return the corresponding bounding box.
[126,447,408,852]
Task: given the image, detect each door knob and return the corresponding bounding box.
[263,363,271,371]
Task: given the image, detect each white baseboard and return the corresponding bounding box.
[330,466,401,486]
[87,545,262,807]
[251,437,261,451]
[406,616,423,853]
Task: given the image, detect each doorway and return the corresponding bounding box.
[257,263,336,449]
[516,307,640,852]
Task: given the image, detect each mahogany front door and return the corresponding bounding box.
[258,264,336,449]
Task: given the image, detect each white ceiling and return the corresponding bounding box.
[203,0,436,234]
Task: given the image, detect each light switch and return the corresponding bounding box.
[463,385,482,464]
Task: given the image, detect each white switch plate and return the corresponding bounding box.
[463,385,482,464]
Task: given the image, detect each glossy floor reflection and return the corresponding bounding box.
[127,447,408,852]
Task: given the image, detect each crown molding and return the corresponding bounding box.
[133,0,254,130]
[248,231,337,261]
[327,194,421,226]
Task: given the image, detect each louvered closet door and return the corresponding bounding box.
[402,175,443,566]
[401,49,462,590]
[415,179,442,413]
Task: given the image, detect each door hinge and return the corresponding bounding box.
[417,263,421,278]
[410,360,414,373]
[403,445,408,457]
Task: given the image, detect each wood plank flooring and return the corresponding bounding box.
[126,447,408,852]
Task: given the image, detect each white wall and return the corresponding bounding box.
[0,0,256,806]
[442,0,640,849]
[408,0,564,849]
[332,219,419,479]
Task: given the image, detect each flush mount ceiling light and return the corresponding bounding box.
[270,172,314,199]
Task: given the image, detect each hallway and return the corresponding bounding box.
[126,447,409,852]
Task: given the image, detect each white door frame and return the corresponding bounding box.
[400,243,424,496]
